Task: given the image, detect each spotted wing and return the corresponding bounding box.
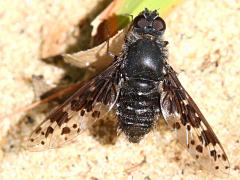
[27,60,121,151]
[160,65,230,174]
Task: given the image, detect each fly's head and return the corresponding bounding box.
[131,8,166,38]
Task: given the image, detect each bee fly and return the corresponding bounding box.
[28,9,230,174]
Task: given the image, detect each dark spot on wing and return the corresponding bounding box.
[61,127,71,135]
[215,166,219,170]
[72,124,78,129]
[196,145,203,153]
[181,113,187,126]
[210,150,217,161]
[190,140,195,145]
[48,108,69,127]
[45,126,54,138]
[41,141,45,145]
[222,154,227,161]
[35,127,42,134]
[187,124,191,131]
[81,110,85,116]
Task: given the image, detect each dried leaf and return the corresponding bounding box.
[63,28,126,70]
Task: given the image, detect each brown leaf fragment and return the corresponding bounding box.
[63,29,126,70]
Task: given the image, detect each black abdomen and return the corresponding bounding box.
[117,79,160,143]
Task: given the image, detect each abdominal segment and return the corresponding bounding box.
[117,79,160,143]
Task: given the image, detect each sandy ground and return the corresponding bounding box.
[0,0,240,179]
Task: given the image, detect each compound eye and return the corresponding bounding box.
[152,17,166,31]
[134,15,149,29]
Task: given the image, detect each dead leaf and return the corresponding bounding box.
[63,28,126,70]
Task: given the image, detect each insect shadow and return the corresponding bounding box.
[88,112,118,145]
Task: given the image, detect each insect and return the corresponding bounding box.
[28,8,230,174]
